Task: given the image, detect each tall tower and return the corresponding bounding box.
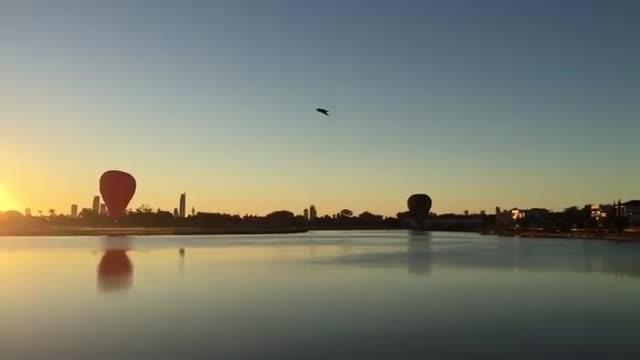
[303,208,309,220]
[71,204,78,217]
[92,196,100,213]
[309,205,317,221]
[99,203,107,215]
[179,193,186,218]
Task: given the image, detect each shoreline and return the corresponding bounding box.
[0,226,309,237]
[1,226,638,242]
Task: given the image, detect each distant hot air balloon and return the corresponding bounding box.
[407,194,432,230]
[99,170,136,219]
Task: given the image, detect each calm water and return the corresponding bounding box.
[2,231,640,359]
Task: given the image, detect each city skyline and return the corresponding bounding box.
[3,193,639,218]
[2,1,639,215]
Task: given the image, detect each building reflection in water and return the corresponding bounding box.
[97,236,133,292]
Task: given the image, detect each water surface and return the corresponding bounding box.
[2,231,640,359]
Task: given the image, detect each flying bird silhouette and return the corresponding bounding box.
[316,108,330,116]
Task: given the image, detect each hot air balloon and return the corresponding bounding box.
[407,194,432,230]
[99,170,136,219]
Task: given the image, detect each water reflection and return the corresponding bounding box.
[407,231,432,275]
[326,232,640,278]
[97,236,133,292]
[179,248,185,275]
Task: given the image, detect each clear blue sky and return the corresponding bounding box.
[2,0,639,215]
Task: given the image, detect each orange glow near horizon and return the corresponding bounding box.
[0,183,21,212]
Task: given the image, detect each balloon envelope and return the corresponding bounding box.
[99,170,136,219]
[407,194,432,220]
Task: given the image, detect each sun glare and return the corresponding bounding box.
[0,184,19,212]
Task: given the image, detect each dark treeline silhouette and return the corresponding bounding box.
[0,202,635,235]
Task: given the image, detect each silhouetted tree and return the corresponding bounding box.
[265,210,296,227]
[358,212,384,226]
[79,208,94,218]
[557,206,589,230]
[136,204,153,214]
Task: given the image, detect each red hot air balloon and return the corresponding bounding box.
[99,170,136,219]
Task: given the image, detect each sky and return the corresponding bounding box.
[1,0,639,216]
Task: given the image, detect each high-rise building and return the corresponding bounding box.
[309,205,317,221]
[192,207,196,217]
[179,193,186,218]
[303,208,309,220]
[71,204,78,217]
[92,196,100,213]
[24,208,32,217]
[173,208,179,218]
[100,203,107,215]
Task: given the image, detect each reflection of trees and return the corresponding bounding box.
[97,249,133,292]
[331,233,640,279]
[426,238,640,278]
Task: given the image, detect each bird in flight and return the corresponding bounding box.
[316,108,330,116]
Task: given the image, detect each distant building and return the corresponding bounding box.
[24,208,32,217]
[622,200,640,225]
[510,208,525,221]
[179,193,186,218]
[192,207,195,217]
[173,208,179,218]
[71,204,78,217]
[309,205,317,221]
[614,200,624,217]
[303,208,309,220]
[100,203,107,215]
[589,204,602,219]
[622,200,640,216]
[497,207,550,228]
[92,196,100,213]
